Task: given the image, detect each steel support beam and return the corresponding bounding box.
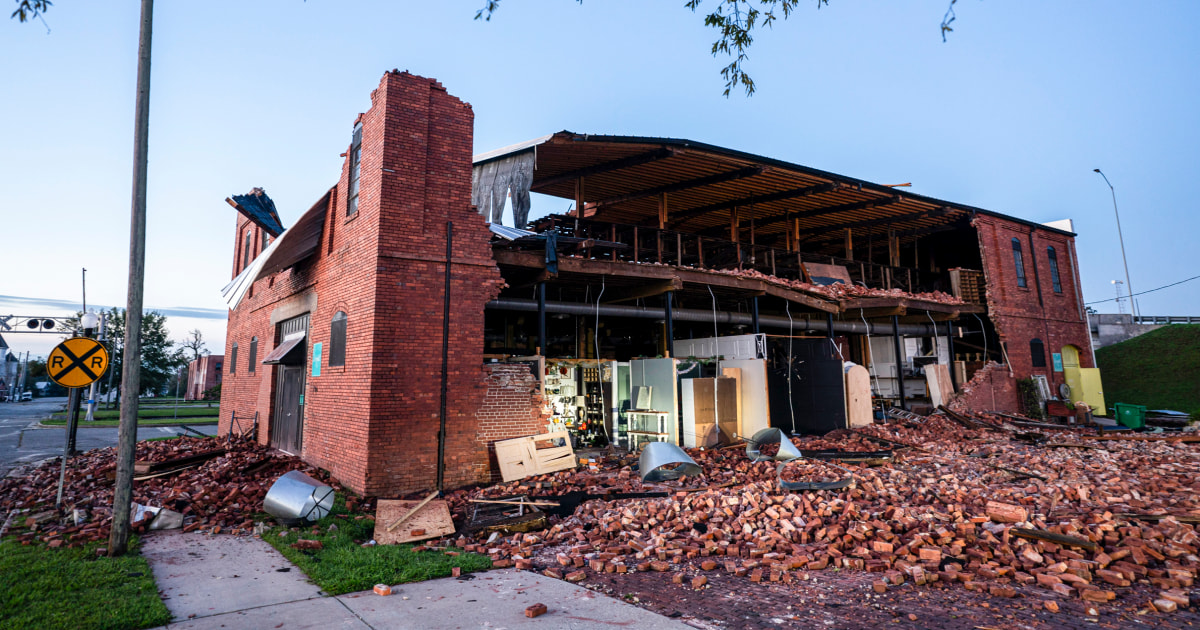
[892,315,907,411]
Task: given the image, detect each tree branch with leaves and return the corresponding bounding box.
[476,0,968,97]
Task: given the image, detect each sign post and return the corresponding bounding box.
[48,337,110,508]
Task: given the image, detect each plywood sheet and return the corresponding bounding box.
[495,431,576,482]
[925,364,954,408]
[682,377,738,447]
[374,499,455,545]
[845,364,873,428]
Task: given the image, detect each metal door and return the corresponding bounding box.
[1061,344,1082,405]
[272,365,304,454]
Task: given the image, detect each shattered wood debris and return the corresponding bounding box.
[442,413,1200,615]
[0,436,338,546]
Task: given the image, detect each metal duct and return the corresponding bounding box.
[486,298,943,336]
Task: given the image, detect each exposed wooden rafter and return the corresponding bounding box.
[667,182,842,227]
[532,147,676,190]
[594,166,764,208]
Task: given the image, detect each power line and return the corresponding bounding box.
[1086,274,1200,306]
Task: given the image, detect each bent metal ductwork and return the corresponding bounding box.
[485,298,943,337]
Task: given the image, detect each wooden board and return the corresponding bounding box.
[682,377,738,447]
[925,364,954,408]
[720,367,744,438]
[844,364,873,428]
[494,431,577,482]
[804,262,853,286]
[374,499,455,545]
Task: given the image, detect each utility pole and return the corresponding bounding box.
[110,0,154,558]
[1093,169,1137,319]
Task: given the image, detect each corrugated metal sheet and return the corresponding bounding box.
[230,188,285,237]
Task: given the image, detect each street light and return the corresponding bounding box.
[81,311,100,335]
[1093,169,1138,319]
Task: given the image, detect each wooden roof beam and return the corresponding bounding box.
[604,278,684,304]
[531,147,676,190]
[752,195,903,231]
[793,207,952,237]
[594,166,764,208]
[667,182,842,227]
[803,222,963,245]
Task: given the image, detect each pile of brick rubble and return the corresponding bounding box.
[449,414,1198,615]
[0,436,335,546]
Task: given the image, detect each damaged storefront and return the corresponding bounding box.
[476,132,1102,456]
[218,72,1100,499]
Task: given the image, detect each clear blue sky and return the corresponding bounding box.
[3,0,1198,358]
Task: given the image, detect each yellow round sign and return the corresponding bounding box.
[47,337,110,388]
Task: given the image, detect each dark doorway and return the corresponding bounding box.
[267,314,309,454]
[272,365,305,454]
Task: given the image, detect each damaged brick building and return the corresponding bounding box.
[219,71,1100,497]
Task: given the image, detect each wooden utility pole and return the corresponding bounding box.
[110,0,154,557]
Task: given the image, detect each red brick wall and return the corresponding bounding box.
[220,71,508,497]
[361,73,505,496]
[947,361,1020,415]
[185,354,223,400]
[475,363,551,482]
[973,216,1094,407]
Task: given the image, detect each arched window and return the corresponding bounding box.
[347,123,363,217]
[248,337,258,373]
[329,311,347,367]
[1030,338,1047,368]
[1011,238,1027,288]
[1047,246,1062,294]
[229,343,238,374]
[242,229,253,271]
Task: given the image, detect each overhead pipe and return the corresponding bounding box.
[486,298,943,336]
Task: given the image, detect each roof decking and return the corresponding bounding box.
[474,132,1072,253]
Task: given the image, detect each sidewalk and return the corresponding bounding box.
[143,531,691,630]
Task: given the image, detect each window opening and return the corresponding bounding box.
[329,311,347,367]
[347,123,362,216]
[1047,246,1062,294]
[1011,238,1027,288]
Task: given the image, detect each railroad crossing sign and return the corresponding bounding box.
[47,337,110,388]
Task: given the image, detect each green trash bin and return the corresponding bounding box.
[1113,403,1147,429]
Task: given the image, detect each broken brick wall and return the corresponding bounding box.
[946,361,1020,415]
[356,71,505,496]
[972,215,1094,412]
[222,71,511,497]
[475,363,552,482]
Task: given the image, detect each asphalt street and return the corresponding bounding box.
[0,397,218,477]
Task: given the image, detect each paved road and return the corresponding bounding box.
[0,397,218,477]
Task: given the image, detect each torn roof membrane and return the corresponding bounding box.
[229,187,285,237]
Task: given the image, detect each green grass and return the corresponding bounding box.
[43,407,219,427]
[261,493,491,595]
[41,416,217,428]
[0,537,171,630]
[1096,325,1200,417]
[50,407,218,420]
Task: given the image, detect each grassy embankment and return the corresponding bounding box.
[1095,324,1200,417]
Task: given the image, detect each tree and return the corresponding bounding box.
[66,308,187,400]
[180,329,207,363]
[476,0,966,96]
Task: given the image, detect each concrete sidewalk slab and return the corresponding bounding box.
[159,597,369,630]
[142,530,324,621]
[338,569,692,629]
[145,531,689,630]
